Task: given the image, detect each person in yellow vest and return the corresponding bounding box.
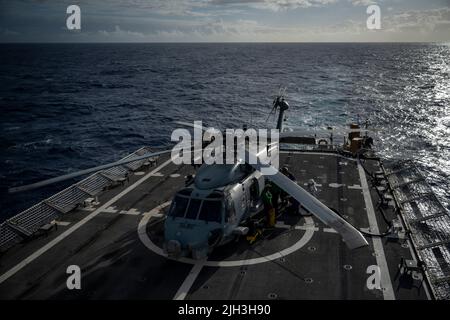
[262,183,276,227]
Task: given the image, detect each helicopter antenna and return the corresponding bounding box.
[314,116,318,138]
[275,90,289,132]
[265,86,290,131]
[265,104,277,123]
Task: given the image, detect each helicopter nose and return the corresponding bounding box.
[165,239,182,257]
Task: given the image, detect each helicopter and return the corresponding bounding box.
[8,93,369,260]
[161,92,369,259]
[162,122,368,259]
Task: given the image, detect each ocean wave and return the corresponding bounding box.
[1,43,449,217]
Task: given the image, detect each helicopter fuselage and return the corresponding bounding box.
[163,163,265,259]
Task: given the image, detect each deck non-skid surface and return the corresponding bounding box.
[0,153,429,299]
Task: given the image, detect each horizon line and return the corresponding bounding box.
[0,41,449,44]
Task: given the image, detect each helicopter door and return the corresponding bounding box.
[225,196,236,224]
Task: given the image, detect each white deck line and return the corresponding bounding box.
[0,158,174,285]
[279,150,357,161]
[173,262,205,300]
[357,161,395,300]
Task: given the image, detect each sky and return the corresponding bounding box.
[0,0,449,42]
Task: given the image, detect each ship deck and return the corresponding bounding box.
[0,151,431,300]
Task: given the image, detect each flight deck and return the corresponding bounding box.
[0,151,435,300]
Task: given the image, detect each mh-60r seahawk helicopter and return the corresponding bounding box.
[9,93,369,260]
[162,94,368,259]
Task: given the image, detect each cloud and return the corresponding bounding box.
[384,7,450,35]
[0,28,20,36]
[1,0,449,42]
[210,0,338,11]
[81,0,340,15]
[98,25,145,39]
[89,19,279,42]
[349,0,376,6]
[118,0,210,15]
[38,5,450,43]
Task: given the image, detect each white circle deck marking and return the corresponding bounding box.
[138,202,315,267]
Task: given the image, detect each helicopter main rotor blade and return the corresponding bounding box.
[279,130,318,138]
[174,121,280,141]
[174,121,208,131]
[331,128,383,134]
[279,128,382,138]
[8,148,177,194]
[174,121,222,134]
[243,149,368,250]
[265,106,277,123]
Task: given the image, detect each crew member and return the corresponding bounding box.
[262,183,276,227]
[271,182,281,214]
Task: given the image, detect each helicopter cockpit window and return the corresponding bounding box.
[199,200,222,223]
[169,195,189,218]
[178,188,193,196]
[240,163,253,174]
[185,199,202,220]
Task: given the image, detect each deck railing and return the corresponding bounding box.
[0,146,157,253]
[383,160,450,300]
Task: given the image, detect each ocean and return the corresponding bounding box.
[0,43,449,220]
